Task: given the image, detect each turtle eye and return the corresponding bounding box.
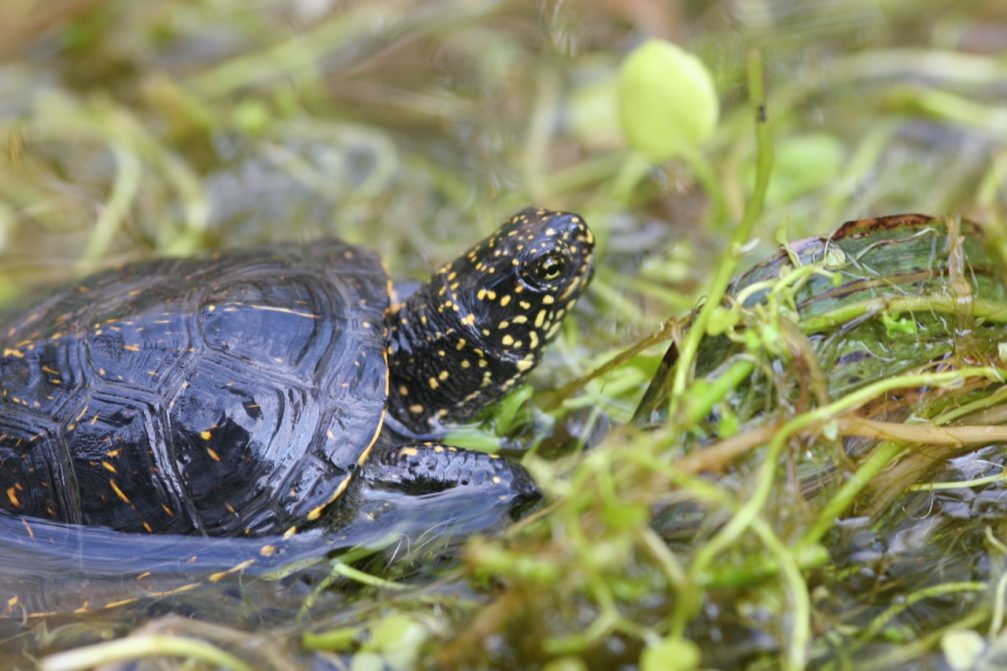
[534,253,566,282]
[521,249,570,290]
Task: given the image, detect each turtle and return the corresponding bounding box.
[0,207,595,537]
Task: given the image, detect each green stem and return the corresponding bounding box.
[685,358,756,424]
[668,50,773,414]
[798,295,1007,333]
[80,143,141,271]
[856,581,987,644]
[795,439,907,551]
[671,366,1004,633]
[749,518,810,671]
[40,635,253,671]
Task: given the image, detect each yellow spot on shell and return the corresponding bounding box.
[461,314,476,326]
[209,559,255,582]
[409,404,425,414]
[516,355,535,372]
[307,476,351,521]
[109,479,131,505]
[200,430,212,441]
[542,295,555,305]
[534,310,547,328]
[499,295,511,306]
[439,370,449,381]
[502,334,514,346]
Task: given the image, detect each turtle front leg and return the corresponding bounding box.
[357,441,539,507]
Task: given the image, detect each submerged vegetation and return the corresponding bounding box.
[3,1,1007,669]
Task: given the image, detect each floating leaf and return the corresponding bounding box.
[618,40,719,162]
[640,637,701,671]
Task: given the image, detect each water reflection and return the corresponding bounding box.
[0,478,526,641]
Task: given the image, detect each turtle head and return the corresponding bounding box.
[387,208,594,433]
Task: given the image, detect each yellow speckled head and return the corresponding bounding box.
[387,208,595,432]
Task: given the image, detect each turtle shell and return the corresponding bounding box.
[0,240,390,536]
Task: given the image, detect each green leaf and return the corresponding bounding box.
[543,656,588,671]
[367,614,429,671]
[640,637,701,671]
[763,133,845,206]
[302,625,363,651]
[941,629,985,671]
[618,40,719,162]
[881,310,918,337]
[492,384,534,435]
[706,305,739,336]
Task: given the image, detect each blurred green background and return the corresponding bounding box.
[2,1,1007,669]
